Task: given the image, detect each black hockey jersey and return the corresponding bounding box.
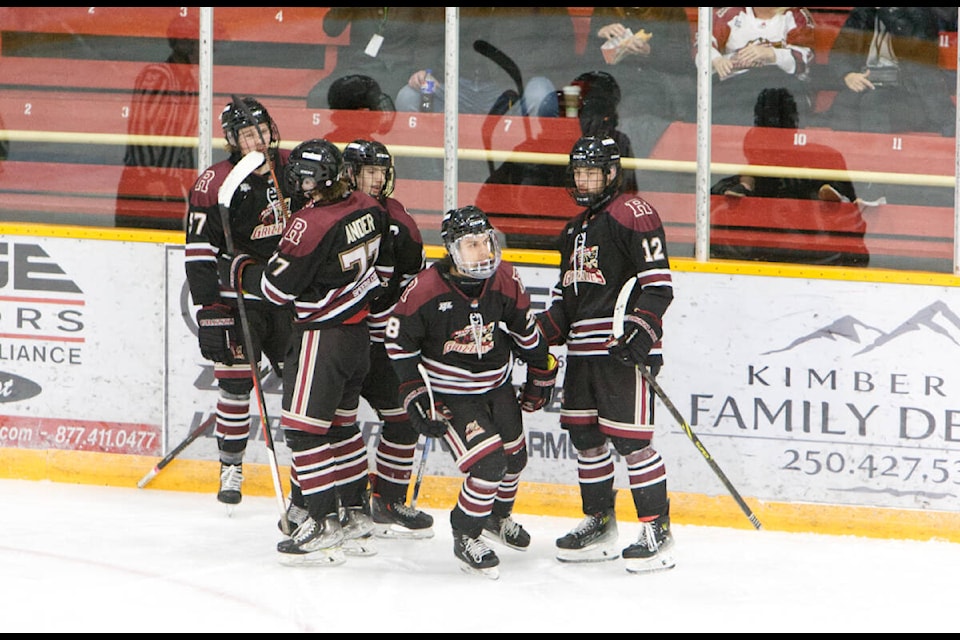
[367,196,425,343]
[184,149,291,307]
[253,190,394,329]
[386,257,549,395]
[541,191,673,365]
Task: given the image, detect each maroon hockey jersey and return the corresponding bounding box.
[386,257,549,394]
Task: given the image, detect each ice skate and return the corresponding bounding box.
[277,502,309,534]
[277,514,346,567]
[623,513,676,574]
[556,508,619,563]
[453,531,500,580]
[370,493,435,539]
[339,505,378,557]
[217,463,242,511]
[481,514,530,551]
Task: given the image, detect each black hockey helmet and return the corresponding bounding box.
[565,135,622,208]
[220,96,280,152]
[441,205,502,279]
[342,139,395,199]
[283,138,343,196]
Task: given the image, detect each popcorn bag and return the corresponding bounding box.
[601,28,653,65]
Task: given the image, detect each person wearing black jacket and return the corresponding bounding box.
[184,97,292,510]
[537,136,676,574]
[820,7,955,136]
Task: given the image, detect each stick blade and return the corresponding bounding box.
[612,275,638,338]
[136,467,158,489]
[218,151,265,208]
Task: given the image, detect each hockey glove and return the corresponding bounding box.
[519,353,558,412]
[217,252,256,294]
[400,381,453,438]
[196,303,237,364]
[606,311,661,367]
[535,307,568,346]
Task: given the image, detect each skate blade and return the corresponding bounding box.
[458,563,500,580]
[278,546,347,567]
[625,552,676,574]
[556,542,621,563]
[373,524,435,540]
[224,504,237,518]
[481,530,529,552]
[342,536,378,557]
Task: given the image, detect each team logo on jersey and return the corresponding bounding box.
[443,321,494,356]
[464,419,484,442]
[562,243,606,287]
[438,301,453,312]
[258,191,287,227]
[251,221,284,240]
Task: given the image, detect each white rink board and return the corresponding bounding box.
[165,245,286,464]
[0,236,164,455]
[166,251,960,512]
[4,235,959,513]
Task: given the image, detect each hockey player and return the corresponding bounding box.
[342,139,434,539]
[536,136,676,574]
[184,96,293,509]
[385,206,558,579]
[221,138,394,565]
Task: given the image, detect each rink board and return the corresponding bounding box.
[1,228,960,540]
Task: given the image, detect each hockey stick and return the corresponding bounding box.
[474,40,523,105]
[218,150,290,534]
[230,94,290,223]
[614,276,763,530]
[137,413,216,489]
[473,38,533,171]
[410,363,435,509]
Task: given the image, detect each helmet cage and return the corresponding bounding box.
[441,206,502,279]
[565,136,622,207]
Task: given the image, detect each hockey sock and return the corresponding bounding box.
[625,446,668,518]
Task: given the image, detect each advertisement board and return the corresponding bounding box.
[0,236,164,455]
[4,235,959,514]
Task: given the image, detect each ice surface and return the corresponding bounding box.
[1,479,956,633]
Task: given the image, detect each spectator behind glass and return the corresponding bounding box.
[115,13,200,229]
[700,7,816,127]
[396,8,576,117]
[711,87,868,267]
[572,71,638,193]
[323,74,397,143]
[817,7,955,136]
[713,87,857,203]
[476,69,639,235]
[306,8,436,110]
[583,7,697,126]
